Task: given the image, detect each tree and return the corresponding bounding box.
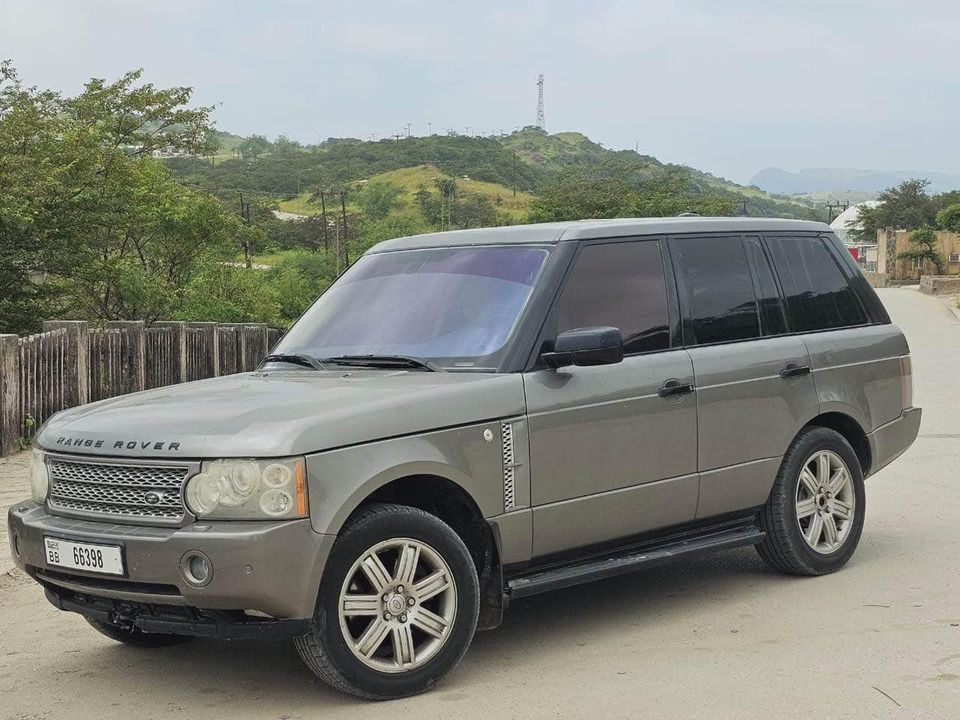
[936,203,960,232]
[529,159,735,222]
[850,179,936,244]
[264,251,337,322]
[898,225,945,274]
[529,163,633,221]
[238,134,272,159]
[0,62,239,333]
[357,179,404,221]
[273,135,303,154]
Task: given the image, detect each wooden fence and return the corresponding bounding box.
[0,321,282,455]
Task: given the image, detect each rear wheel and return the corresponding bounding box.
[85,617,193,647]
[295,503,479,700]
[756,426,866,575]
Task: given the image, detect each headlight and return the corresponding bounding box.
[29,448,49,503]
[185,457,307,520]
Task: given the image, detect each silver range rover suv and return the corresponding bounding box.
[9,218,921,699]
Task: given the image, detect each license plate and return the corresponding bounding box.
[44,537,124,576]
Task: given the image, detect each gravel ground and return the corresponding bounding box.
[1,287,958,720]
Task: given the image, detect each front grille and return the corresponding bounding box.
[47,457,190,524]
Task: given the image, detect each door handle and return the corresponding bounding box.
[658,379,695,398]
[779,362,811,379]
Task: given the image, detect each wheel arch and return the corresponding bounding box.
[332,469,505,630]
[801,411,872,477]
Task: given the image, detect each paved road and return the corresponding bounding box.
[1,287,958,720]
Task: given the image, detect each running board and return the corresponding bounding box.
[507,524,765,599]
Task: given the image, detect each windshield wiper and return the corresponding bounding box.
[322,355,444,372]
[261,353,327,371]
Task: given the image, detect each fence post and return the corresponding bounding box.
[154,321,188,384]
[0,334,20,456]
[107,320,146,394]
[188,322,220,379]
[42,320,90,408]
[233,323,269,371]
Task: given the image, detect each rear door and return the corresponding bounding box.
[668,233,819,518]
[764,233,903,434]
[524,237,699,557]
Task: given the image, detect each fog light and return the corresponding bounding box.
[11,531,21,562]
[180,551,213,587]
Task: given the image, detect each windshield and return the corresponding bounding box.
[276,245,549,371]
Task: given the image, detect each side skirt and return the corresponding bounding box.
[506,518,765,600]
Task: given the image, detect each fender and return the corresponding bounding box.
[304,420,506,537]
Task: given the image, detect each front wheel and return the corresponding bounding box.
[756,426,866,576]
[295,503,479,700]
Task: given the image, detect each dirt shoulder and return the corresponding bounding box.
[0,450,29,573]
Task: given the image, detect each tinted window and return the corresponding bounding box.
[672,235,760,345]
[744,237,787,335]
[555,241,669,354]
[277,246,548,369]
[765,236,866,332]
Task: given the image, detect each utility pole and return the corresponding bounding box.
[404,123,412,138]
[334,218,342,275]
[826,200,849,224]
[320,190,329,253]
[340,190,349,269]
[239,193,252,269]
[512,150,517,199]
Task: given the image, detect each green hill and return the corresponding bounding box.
[500,127,818,219]
[279,164,532,222]
[167,127,818,220]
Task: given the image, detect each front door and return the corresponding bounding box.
[524,238,699,557]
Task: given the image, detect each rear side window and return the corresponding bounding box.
[765,235,866,332]
[671,235,760,345]
[744,237,787,336]
[555,240,670,354]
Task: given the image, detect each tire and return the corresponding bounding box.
[756,426,866,576]
[295,503,479,700]
[85,617,193,647]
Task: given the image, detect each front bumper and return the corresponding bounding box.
[867,406,922,476]
[8,502,335,621]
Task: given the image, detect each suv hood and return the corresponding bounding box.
[37,370,526,459]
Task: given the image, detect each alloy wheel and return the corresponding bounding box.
[795,450,856,554]
[338,538,457,673]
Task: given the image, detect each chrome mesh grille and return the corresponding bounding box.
[47,458,189,523]
[501,422,516,511]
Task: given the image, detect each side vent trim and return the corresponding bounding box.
[501,421,516,511]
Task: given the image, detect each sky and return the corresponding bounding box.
[2,0,958,184]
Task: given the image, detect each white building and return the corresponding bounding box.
[829,201,881,243]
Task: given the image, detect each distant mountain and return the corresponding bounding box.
[750,167,960,196]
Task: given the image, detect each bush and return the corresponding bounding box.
[265,251,338,323]
[176,265,282,325]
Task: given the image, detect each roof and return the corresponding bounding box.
[367,217,832,253]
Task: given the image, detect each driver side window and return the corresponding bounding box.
[555,240,670,354]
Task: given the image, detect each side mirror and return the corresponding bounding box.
[541,326,624,369]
